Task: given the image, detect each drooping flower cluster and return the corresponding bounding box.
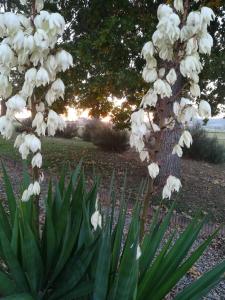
[130,0,214,199]
[0,0,73,201]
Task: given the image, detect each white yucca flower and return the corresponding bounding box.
[167,175,182,192]
[36,102,45,113]
[24,134,41,153]
[166,68,177,85]
[14,134,25,149]
[148,163,159,179]
[6,95,26,113]
[186,12,202,34]
[0,44,15,67]
[141,41,154,60]
[33,181,41,195]
[198,33,213,55]
[140,150,149,162]
[45,89,56,106]
[19,143,29,159]
[198,100,211,118]
[25,68,37,84]
[32,112,44,128]
[51,79,65,99]
[158,68,165,78]
[157,4,173,20]
[153,79,172,98]
[22,189,31,202]
[23,35,35,53]
[0,116,14,139]
[201,7,215,25]
[162,185,172,199]
[142,67,158,83]
[32,153,43,168]
[190,83,201,97]
[56,50,73,72]
[13,31,25,52]
[179,130,193,148]
[36,67,49,87]
[34,29,49,49]
[136,245,142,260]
[180,54,202,78]
[4,12,20,34]
[186,38,198,55]
[91,210,102,231]
[0,74,11,98]
[172,144,183,157]
[141,89,158,108]
[174,0,184,13]
[47,110,65,136]
[35,0,44,13]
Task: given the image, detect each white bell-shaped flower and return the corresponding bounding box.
[142,67,158,83]
[201,7,215,25]
[34,29,49,50]
[141,41,154,60]
[36,67,49,87]
[153,79,172,98]
[190,83,201,97]
[157,4,173,20]
[56,50,73,72]
[174,0,184,13]
[141,89,158,108]
[19,143,29,159]
[140,150,149,162]
[166,68,177,85]
[179,130,193,148]
[91,210,102,230]
[0,116,14,140]
[0,44,15,67]
[25,68,37,84]
[6,94,26,113]
[24,134,41,153]
[198,33,213,55]
[198,100,211,118]
[4,12,20,34]
[35,0,44,13]
[51,79,65,99]
[32,153,42,168]
[172,144,183,157]
[148,163,159,179]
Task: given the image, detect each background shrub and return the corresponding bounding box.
[82,119,105,142]
[93,126,129,152]
[82,119,129,152]
[184,125,225,164]
[55,121,78,139]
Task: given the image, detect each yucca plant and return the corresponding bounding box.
[0,163,224,299]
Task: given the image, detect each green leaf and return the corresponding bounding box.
[174,260,225,300]
[93,221,111,300]
[0,270,17,296]
[1,293,34,300]
[20,220,43,293]
[42,181,56,276]
[0,217,28,292]
[111,204,140,300]
[54,281,93,300]
[1,163,16,226]
[50,242,97,299]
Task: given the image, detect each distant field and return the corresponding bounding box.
[205,130,225,146]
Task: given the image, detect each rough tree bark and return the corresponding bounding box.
[156,72,184,188]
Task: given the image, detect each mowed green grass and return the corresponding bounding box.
[206,131,225,147]
[0,135,97,172]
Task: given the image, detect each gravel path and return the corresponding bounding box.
[0,158,225,299]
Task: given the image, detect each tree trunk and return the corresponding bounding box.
[156,126,181,188]
[155,71,184,187]
[1,101,7,116]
